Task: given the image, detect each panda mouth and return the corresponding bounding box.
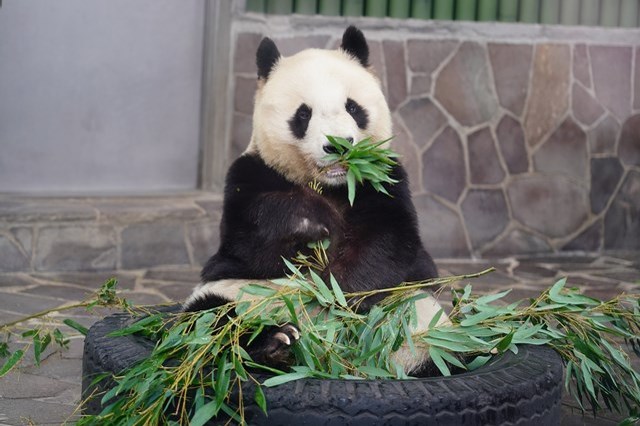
[323,163,347,178]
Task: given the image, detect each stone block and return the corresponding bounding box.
[496,115,529,174]
[524,44,570,147]
[533,118,588,182]
[461,189,509,249]
[0,200,96,223]
[407,39,457,74]
[413,195,469,257]
[507,175,589,238]
[588,115,619,154]
[590,45,632,121]
[367,41,386,89]
[121,222,190,269]
[231,112,253,160]
[93,199,203,224]
[399,97,447,148]
[572,83,605,126]
[22,284,92,302]
[468,127,505,184]
[187,219,220,267]
[563,220,602,252]
[422,126,466,203]
[604,170,640,250]
[0,234,30,272]
[31,271,137,290]
[573,44,591,88]
[234,33,263,74]
[434,42,498,126]
[382,40,407,111]
[410,74,431,96]
[0,292,64,315]
[11,227,33,257]
[35,226,116,271]
[590,157,624,214]
[391,114,422,194]
[271,35,330,57]
[234,75,257,115]
[483,228,551,257]
[488,43,532,116]
[619,114,640,167]
[635,46,640,110]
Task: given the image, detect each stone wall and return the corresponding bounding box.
[1,14,638,273]
[229,15,640,258]
[0,195,221,272]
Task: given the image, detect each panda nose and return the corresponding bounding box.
[323,137,353,154]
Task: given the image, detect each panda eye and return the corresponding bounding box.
[345,98,369,130]
[296,105,312,121]
[346,100,358,114]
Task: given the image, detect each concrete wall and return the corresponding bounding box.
[0,0,205,193]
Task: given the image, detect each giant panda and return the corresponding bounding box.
[184,26,448,374]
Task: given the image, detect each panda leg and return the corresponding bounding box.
[183,279,300,370]
[390,292,451,375]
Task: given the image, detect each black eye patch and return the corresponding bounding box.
[288,104,312,139]
[345,98,369,130]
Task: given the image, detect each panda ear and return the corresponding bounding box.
[340,26,369,67]
[256,37,281,80]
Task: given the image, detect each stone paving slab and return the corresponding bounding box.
[0,256,638,425]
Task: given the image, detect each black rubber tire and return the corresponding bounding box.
[82,309,564,425]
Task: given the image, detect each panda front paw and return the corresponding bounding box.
[246,323,300,370]
[294,217,330,241]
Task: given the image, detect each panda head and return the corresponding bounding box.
[246,26,392,187]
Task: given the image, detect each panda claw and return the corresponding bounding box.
[281,323,300,341]
[274,332,291,346]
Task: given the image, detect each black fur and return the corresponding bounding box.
[256,37,281,80]
[191,153,437,312]
[345,98,369,130]
[341,26,369,67]
[288,103,313,139]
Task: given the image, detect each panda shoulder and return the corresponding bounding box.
[225,153,291,191]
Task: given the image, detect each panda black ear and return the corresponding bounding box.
[256,37,281,80]
[340,26,369,67]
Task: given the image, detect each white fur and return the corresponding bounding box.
[391,292,451,373]
[245,49,392,186]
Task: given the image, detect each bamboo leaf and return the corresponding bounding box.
[0,349,24,377]
[428,346,451,376]
[63,319,89,336]
[254,385,267,414]
[329,274,348,308]
[190,400,218,426]
[262,371,310,387]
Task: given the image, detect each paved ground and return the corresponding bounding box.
[0,253,638,425]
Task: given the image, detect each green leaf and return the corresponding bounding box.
[346,168,356,206]
[0,349,24,378]
[467,355,491,370]
[309,269,334,304]
[63,319,89,336]
[493,330,515,353]
[240,283,278,297]
[254,385,267,414]
[428,346,451,376]
[329,274,348,307]
[262,371,310,387]
[358,365,394,378]
[190,400,218,426]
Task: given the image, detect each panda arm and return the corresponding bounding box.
[207,154,340,281]
[224,154,339,242]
